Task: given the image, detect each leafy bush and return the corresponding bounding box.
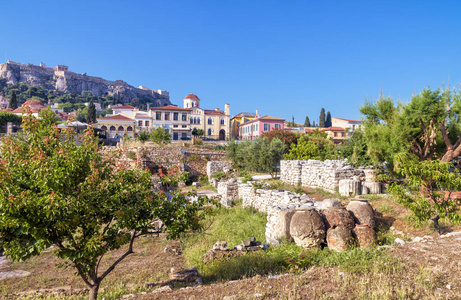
[227,137,285,178]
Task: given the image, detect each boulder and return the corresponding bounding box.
[289,209,326,248]
[269,210,297,242]
[323,206,355,229]
[353,224,376,248]
[346,199,376,228]
[327,226,355,251]
[322,198,342,208]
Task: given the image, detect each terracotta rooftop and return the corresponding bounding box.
[150,105,192,111]
[184,94,200,100]
[323,126,345,131]
[204,110,224,115]
[334,117,361,123]
[97,114,135,121]
[238,115,285,126]
[22,100,45,107]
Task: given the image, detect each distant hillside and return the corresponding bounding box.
[0,61,171,109]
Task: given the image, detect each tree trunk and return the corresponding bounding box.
[431,215,441,236]
[89,283,100,300]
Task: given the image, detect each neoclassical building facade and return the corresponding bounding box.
[96,94,230,141]
[184,94,230,140]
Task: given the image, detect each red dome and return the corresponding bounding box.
[22,100,45,107]
[184,94,200,100]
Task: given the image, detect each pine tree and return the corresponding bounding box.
[87,99,97,124]
[326,111,332,127]
[8,91,18,110]
[319,108,326,128]
[303,116,311,127]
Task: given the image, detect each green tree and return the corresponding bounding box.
[261,128,297,149]
[8,90,18,109]
[326,111,332,127]
[389,153,461,235]
[0,111,22,126]
[87,99,97,123]
[360,88,461,171]
[319,108,326,128]
[150,126,171,144]
[227,137,285,178]
[303,116,311,127]
[192,128,205,137]
[285,130,337,161]
[0,112,211,300]
[338,130,373,167]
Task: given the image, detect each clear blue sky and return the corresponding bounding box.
[2,0,461,124]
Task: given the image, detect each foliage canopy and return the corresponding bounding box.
[0,112,209,300]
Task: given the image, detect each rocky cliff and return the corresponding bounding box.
[0,61,170,106]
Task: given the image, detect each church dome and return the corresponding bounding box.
[184,94,200,100]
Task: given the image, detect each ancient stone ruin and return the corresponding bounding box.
[216,178,377,251]
[280,159,384,196]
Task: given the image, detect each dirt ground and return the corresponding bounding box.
[1,189,461,299]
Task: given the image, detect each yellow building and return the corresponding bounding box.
[230,111,258,138]
[184,94,230,140]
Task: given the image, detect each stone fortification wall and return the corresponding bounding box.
[0,61,171,106]
[101,146,228,175]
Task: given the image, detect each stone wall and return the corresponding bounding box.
[101,146,228,175]
[217,179,239,207]
[281,159,376,193]
[206,161,232,179]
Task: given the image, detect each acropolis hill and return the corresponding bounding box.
[0,61,171,106]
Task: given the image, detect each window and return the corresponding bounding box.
[264,123,270,131]
[164,112,170,121]
[220,118,224,125]
[182,125,187,128]
[275,124,280,129]
[156,112,161,120]
[334,132,337,137]
[341,132,345,137]
[145,121,149,127]
[173,112,179,121]
[197,117,201,124]
[208,128,212,136]
[173,125,178,128]
[208,117,213,125]
[182,113,187,121]
[138,120,142,126]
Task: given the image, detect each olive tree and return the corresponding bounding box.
[389,153,461,235]
[0,112,210,300]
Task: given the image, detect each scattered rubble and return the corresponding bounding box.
[203,239,268,263]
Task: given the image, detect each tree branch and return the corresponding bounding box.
[98,230,136,281]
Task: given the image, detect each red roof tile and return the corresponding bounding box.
[150,105,192,111]
[204,110,224,115]
[22,100,45,107]
[334,117,361,123]
[323,127,345,131]
[97,114,135,121]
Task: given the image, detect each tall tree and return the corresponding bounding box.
[303,116,311,127]
[8,90,18,110]
[319,108,326,128]
[0,111,211,300]
[326,111,332,127]
[360,88,461,169]
[86,99,97,123]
